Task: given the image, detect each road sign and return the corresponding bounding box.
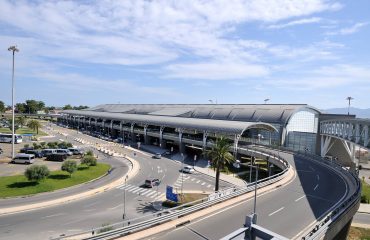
[166,186,178,202]
[208,187,235,201]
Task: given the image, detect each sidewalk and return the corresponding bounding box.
[358,203,370,214]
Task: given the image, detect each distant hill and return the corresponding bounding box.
[323,107,370,119]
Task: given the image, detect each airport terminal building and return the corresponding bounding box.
[59,104,322,155]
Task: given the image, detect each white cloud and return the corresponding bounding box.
[326,22,369,35]
[164,62,269,80]
[267,17,322,29]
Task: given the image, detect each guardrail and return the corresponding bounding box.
[301,154,361,240]
[52,148,290,240]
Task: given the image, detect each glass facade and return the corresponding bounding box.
[285,110,319,153]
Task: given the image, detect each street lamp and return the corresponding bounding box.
[8,45,19,161]
[264,98,270,104]
[181,153,185,196]
[123,175,128,221]
[346,96,354,115]
[253,164,259,214]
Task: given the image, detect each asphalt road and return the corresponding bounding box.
[0,125,231,240]
[149,152,351,240]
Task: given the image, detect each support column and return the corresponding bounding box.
[202,131,208,151]
[131,123,136,143]
[364,125,369,148]
[355,124,360,144]
[110,120,113,137]
[234,134,241,159]
[159,126,165,148]
[179,129,185,154]
[144,125,149,144]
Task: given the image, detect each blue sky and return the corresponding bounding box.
[0,0,369,109]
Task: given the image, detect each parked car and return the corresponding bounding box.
[42,149,57,156]
[181,166,194,173]
[46,153,67,162]
[68,148,84,155]
[20,147,34,153]
[152,153,162,159]
[25,149,44,158]
[145,178,160,188]
[11,154,35,164]
[56,149,73,156]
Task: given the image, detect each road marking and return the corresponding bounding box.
[207,184,212,188]
[131,187,142,193]
[196,180,201,183]
[83,209,96,212]
[84,201,100,208]
[317,174,320,180]
[191,178,195,181]
[314,184,319,191]
[201,182,206,186]
[41,213,66,219]
[67,229,82,232]
[268,207,284,216]
[295,195,305,202]
[107,204,124,210]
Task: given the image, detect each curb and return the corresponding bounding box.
[0,154,140,216]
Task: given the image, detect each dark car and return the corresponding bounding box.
[25,149,44,158]
[46,153,67,162]
[144,179,160,188]
[20,147,34,153]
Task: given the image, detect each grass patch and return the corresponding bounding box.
[0,163,110,198]
[362,181,370,203]
[163,193,208,208]
[349,227,370,240]
[0,127,47,137]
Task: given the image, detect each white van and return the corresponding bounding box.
[42,149,57,156]
[56,149,73,156]
[12,154,35,164]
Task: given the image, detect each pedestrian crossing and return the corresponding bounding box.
[173,174,215,190]
[116,184,165,199]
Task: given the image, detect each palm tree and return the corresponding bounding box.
[206,136,234,191]
[16,116,27,128]
[27,119,42,135]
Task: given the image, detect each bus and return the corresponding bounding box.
[0,133,23,143]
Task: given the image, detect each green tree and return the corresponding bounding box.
[15,103,26,113]
[27,119,42,134]
[8,122,19,132]
[16,116,27,127]
[63,104,73,110]
[0,101,5,113]
[206,136,235,191]
[81,155,97,167]
[85,150,94,156]
[61,160,78,177]
[24,165,50,182]
[40,142,47,149]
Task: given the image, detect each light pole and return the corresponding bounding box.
[346,96,354,115]
[253,164,259,214]
[123,175,128,221]
[8,46,19,161]
[181,153,185,196]
[264,98,270,104]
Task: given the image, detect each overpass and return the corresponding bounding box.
[320,118,370,168]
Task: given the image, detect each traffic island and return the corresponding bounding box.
[0,163,110,198]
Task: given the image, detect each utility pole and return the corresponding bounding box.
[8,46,19,161]
[346,96,354,115]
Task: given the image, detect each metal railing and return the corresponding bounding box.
[52,149,290,240]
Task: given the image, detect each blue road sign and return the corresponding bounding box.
[166,186,178,202]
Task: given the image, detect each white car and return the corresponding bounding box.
[181,166,194,173]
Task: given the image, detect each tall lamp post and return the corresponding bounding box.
[346,96,354,115]
[8,46,19,161]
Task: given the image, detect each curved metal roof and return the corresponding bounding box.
[85,104,320,124]
[63,110,278,135]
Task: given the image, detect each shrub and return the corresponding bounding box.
[24,144,29,148]
[81,155,97,167]
[85,150,94,156]
[66,142,73,148]
[61,160,78,177]
[32,143,41,149]
[58,142,68,149]
[24,165,50,182]
[361,195,369,204]
[40,142,46,149]
[98,223,113,233]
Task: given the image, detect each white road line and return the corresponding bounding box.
[207,184,212,188]
[41,213,66,219]
[84,209,96,212]
[67,229,82,232]
[140,189,151,195]
[268,207,284,216]
[119,185,131,190]
[131,187,143,193]
[146,191,156,197]
[196,180,201,183]
[201,182,206,186]
[191,178,195,181]
[314,184,319,191]
[125,185,137,191]
[295,195,305,202]
[84,201,100,208]
[107,204,124,210]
